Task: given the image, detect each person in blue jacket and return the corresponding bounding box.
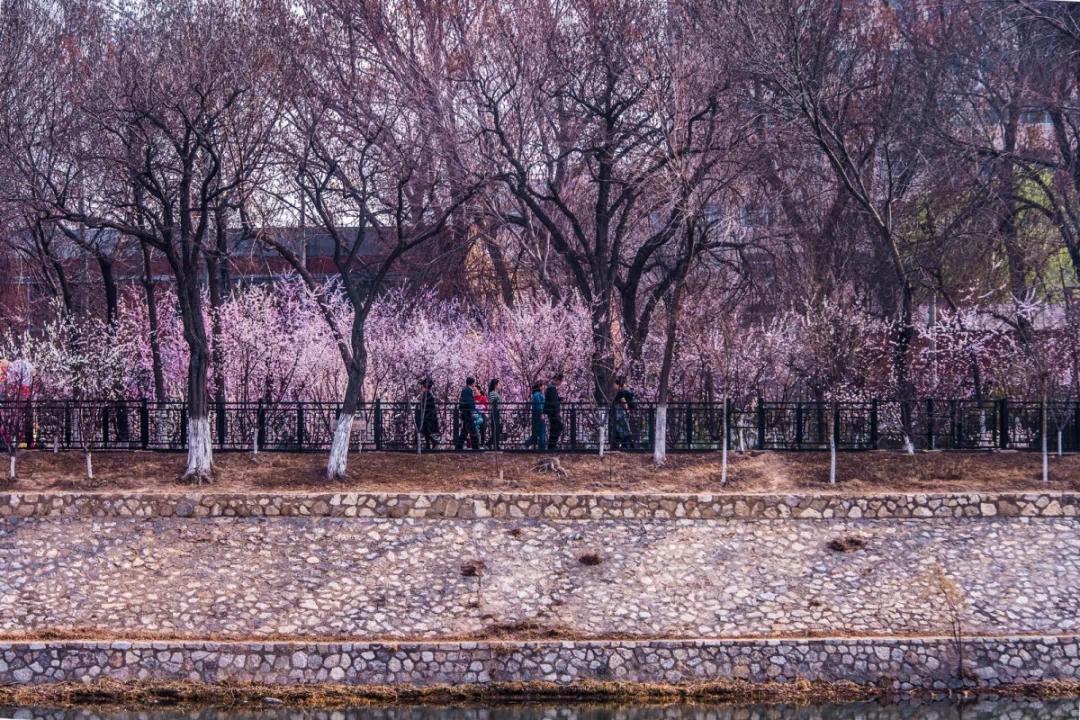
[524,381,547,451]
[455,377,480,451]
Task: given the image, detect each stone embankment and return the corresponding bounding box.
[0,636,1077,692]
[1,487,1077,694]
[1,489,1076,520]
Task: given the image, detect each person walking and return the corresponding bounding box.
[473,384,489,445]
[524,381,547,450]
[612,376,636,449]
[415,378,440,451]
[487,378,502,449]
[544,373,564,450]
[456,377,480,451]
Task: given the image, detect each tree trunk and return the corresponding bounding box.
[598,407,606,458]
[178,277,213,483]
[327,366,363,480]
[7,452,14,482]
[720,395,729,485]
[829,400,837,485]
[653,286,682,466]
[184,343,213,482]
[328,319,368,480]
[85,450,94,482]
[207,211,229,408]
[141,245,167,403]
[96,255,118,325]
[1042,392,1049,484]
[590,297,617,406]
[49,256,76,316]
[893,291,916,455]
[653,404,667,466]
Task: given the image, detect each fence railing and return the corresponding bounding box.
[0,398,1078,453]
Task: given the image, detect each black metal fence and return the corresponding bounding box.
[0,398,1078,453]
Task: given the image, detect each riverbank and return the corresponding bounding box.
[2,464,1077,701]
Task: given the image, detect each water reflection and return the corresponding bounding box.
[1,699,1078,720]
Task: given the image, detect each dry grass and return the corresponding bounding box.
[2,677,1077,709]
[3,449,1079,495]
[0,678,883,708]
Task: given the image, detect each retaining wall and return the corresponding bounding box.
[1,636,1077,693]
[1,490,1076,521]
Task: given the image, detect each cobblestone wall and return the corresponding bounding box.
[0,637,1077,692]
[1,490,1076,521]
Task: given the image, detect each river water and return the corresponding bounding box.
[1,698,1079,719]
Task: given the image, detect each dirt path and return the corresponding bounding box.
[4,449,1079,495]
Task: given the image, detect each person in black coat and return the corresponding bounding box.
[415,378,439,450]
[544,373,564,450]
[612,376,636,449]
[455,376,480,450]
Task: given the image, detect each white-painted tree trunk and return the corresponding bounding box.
[1058,430,1063,458]
[8,454,14,481]
[1042,396,1049,484]
[720,396,729,486]
[184,416,213,482]
[416,402,422,455]
[85,451,93,482]
[598,408,606,457]
[252,429,258,455]
[53,436,59,453]
[903,434,915,455]
[653,403,667,465]
[327,412,354,480]
[829,430,837,485]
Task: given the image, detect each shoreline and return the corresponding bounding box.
[2,678,1079,709]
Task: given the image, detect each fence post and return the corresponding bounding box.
[795,402,803,448]
[685,405,694,450]
[926,398,935,450]
[570,406,578,451]
[725,397,732,450]
[64,401,73,448]
[140,399,149,449]
[101,404,109,450]
[374,399,383,451]
[647,406,655,451]
[999,398,1009,449]
[869,398,879,449]
[256,399,266,450]
[451,405,459,449]
[23,403,34,449]
[949,400,959,449]
[180,403,187,450]
[756,394,766,450]
[832,400,840,449]
[216,401,226,450]
[1074,403,1080,453]
[296,403,305,451]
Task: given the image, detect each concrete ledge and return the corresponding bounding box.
[1,490,1077,521]
[0,636,1077,693]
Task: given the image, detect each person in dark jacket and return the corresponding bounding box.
[612,376,636,449]
[487,378,502,449]
[524,381,547,450]
[455,377,480,450]
[415,378,439,451]
[544,373,564,450]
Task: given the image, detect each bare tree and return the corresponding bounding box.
[263,0,478,479]
[14,0,283,482]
